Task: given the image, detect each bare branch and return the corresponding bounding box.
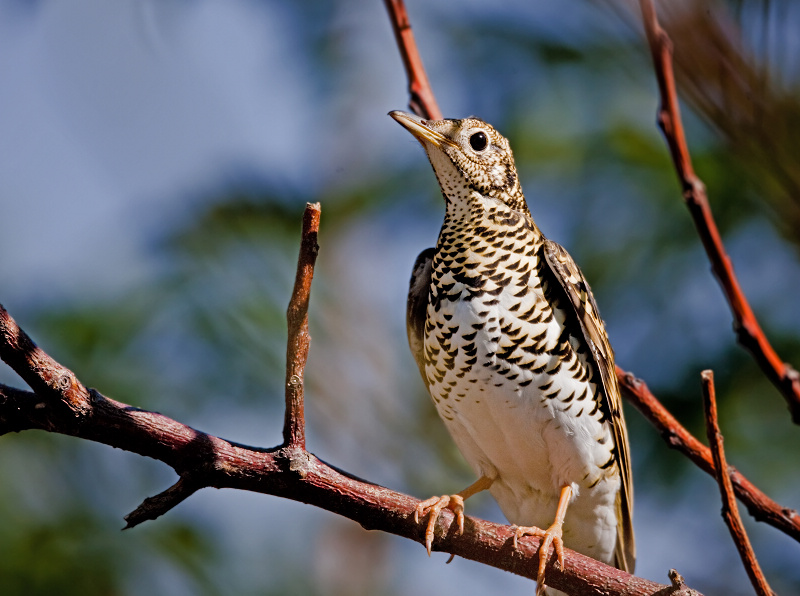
[639,0,800,424]
[283,202,320,449]
[0,304,92,418]
[617,366,800,543]
[0,379,691,596]
[383,0,442,120]
[701,370,773,596]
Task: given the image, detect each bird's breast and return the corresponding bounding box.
[421,229,620,555]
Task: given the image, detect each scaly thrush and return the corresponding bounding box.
[390,110,635,596]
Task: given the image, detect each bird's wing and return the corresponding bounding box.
[407,248,435,380]
[543,239,636,573]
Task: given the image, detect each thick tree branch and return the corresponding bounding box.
[0,381,691,595]
[0,302,91,419]
[383,0,442,120]
[701,370,773,596]
[639,0,800,424]
[617,366,800,543]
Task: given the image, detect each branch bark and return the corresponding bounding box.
[701,370,773,596]
[0,317,693,596]
[617,366,800,543]
[639,0,800,424]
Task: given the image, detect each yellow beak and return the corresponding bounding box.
[389,110,457,148]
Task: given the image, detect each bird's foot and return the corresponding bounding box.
[513,521,564,596]
[414,494,465,555]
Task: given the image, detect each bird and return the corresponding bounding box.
[389,110,635,595]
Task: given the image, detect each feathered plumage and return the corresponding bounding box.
[392,110,634,594]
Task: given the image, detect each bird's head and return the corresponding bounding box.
[390,110,528,215]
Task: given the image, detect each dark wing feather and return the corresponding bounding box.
[543,239,636,573]
[407,248,435,380]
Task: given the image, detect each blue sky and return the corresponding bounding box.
[1,1,323,303]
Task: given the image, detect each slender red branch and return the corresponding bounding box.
[383,0,442,120]
[617,366,800,543]
[639,0,800,424]
[701,370,773,596]
[282,203,320,449]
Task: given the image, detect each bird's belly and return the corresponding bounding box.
[424,299,620,563]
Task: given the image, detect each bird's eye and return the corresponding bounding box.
[469,131,488,152]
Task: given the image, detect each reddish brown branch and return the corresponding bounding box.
[639,0,800,424]
[701,370,773,596]
[282,202,320,449]
[667,569,693,593]
[0,379,694,596]
[617,366,800,543]
[0,304,92,418]
[383,0,442,120]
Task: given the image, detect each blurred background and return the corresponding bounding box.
[1,0,799,594]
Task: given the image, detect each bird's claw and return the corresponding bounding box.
[513,522,564,596]
[414,494,465,555]
[512,524,543,550]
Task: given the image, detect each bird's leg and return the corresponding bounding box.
[513,484,573,596]
[414,475,494,555]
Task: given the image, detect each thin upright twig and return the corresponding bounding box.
[617,366,800,544]
[283,202,321,449]
[383,0,442,120]
[639,0,800,424]
[701,370,773,596]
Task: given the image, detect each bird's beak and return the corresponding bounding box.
[389,110,457,148]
